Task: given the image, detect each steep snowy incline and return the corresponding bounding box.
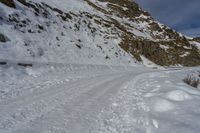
[0,0,137,65]
[0,0,200,66]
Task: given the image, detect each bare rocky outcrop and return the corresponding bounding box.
[0,33,10,42]
[0,0,15,8]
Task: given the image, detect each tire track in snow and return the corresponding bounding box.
[97,70,184,133]
[10,72,136,133]
[0,67,183,133]
[0,72,126,133]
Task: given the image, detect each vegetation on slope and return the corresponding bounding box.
[85,0,200,66]
[0,0,15,8]
[0,0,200,66]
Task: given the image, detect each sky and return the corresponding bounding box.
[135,0,200,37]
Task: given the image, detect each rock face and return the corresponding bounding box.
[193,37,200,43]
[0,33,10,42]
[0,0,15,8]
[0,0,200,66]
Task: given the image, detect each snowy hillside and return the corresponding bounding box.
[0,0,200,66]
[0,0,137,65]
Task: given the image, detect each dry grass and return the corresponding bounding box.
[183,75,199,88]
[0,0,15,8]
[193,37,200,43]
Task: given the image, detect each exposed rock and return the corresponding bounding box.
[193,37,200,43]
[0,33,10,42]
[17,63,33,67]
[0,0,15,8]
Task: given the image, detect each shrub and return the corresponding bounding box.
[0,0,16,8]
[183,75,199,88]
[0,33,10,42]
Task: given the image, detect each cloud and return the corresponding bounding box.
[135,0,200,37]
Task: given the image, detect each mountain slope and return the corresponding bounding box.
[193,37,200,43]
[0,0,200,66]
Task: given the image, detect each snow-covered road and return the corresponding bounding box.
[0,65,200,133]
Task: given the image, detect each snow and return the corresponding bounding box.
[140,55,162,68]
[1,0,179,65]
[0,59,200,133]
[152,98,175,112]
[0,0,200,132]
[165,90,192,101]
[135,14,150,19]
[0,0,137,65]
[190,41,200,50]
[159,44,169,50]
[180,52,190,57]
[0,63,144,133]
[97,68,200,133]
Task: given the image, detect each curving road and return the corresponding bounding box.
[0,65,182,133]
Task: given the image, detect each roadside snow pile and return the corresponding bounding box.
[164,90,192,101]
[140,55,162,69]
[0,65,28,80]
[97,69,200,133]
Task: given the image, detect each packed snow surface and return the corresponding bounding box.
[0,63,200,133]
